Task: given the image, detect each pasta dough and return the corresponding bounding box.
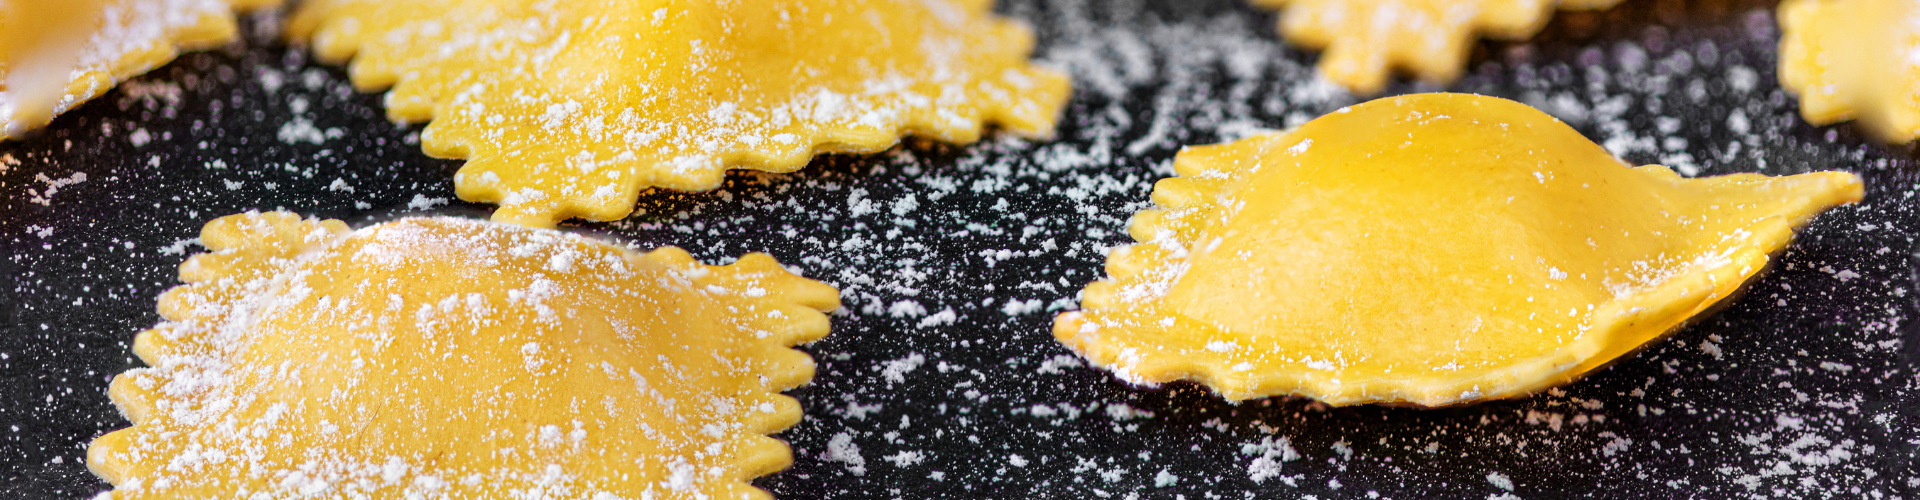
[1248,0,1622,94]
[0,0,276,138]
[1055,93,1864,406]
[287,0,1072,227]
[1779,0,1920,142]
[88,212,840,499]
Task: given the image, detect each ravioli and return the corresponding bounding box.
[286,0,1072,228]
[1247,0,1621,94]
[88,212,840,499]
[1055,93,1864,407]
[1779,0,1920,142]
[0,0,277,138]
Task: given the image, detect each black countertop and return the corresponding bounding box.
[3,0,1916,498]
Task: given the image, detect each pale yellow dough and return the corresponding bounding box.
[1248,0,1622,94]
[88,212,840,499]
[1055,93,1864,407]
[0,0,279,138]
[1779,0,1920,142]
[286,0,1072,228]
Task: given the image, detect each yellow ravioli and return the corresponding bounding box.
[1054,93,1863,407]
[88,212,840,499]
[0,0,278,138]
[1779,0,1920,142]
[286,0,1072,228]
[1248,0,1621,94]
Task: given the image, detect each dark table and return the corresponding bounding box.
[3,0,1915,498]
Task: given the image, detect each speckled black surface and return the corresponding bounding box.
[2,1,1916,499]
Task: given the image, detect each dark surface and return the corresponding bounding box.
[2,0,1916,498]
